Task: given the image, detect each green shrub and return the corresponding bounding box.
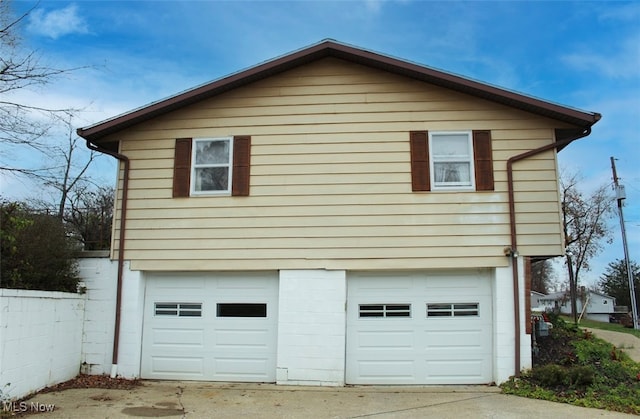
[0,201,79,292]
[531,364,567,387]
[502,318,640,415]
[567,365,594,387]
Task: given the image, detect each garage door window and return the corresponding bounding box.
[427,303,479,317]
[359,304,411,318]
[217,303,267,317]
[155,303,202,317]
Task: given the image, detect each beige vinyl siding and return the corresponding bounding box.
[107,57,568,270]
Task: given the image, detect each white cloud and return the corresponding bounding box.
[561,36,640,79]
[599,2,640,22]
[27,4,89,39]
[363,0,384,13]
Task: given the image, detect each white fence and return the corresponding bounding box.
[0,252,117,401]
[0,289,85,400]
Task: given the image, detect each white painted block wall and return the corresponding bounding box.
[77,257,144,379]
[0,290,84,400]
[113,264,145,378]
[74,258,528,385]
[277,270,346,386]
[493,259,531,384]
[77,255,117,375]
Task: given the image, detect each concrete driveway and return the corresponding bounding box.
[582,328,640,362]
[19,381,636,418]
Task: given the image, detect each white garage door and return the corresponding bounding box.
[346,271,493,385]
[141,272,278,382]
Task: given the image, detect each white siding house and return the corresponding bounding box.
[539,290,615,323]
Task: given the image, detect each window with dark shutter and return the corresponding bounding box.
[409,130,493,192]
[172,136,251,197]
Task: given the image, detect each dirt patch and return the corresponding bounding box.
[38,374,142,393]
[89,394,114,402]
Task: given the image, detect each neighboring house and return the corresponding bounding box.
[531,291,547,311]
[539,290,616,323]
[77,40,600,386]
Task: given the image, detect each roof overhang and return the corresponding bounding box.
[78,39,601,146]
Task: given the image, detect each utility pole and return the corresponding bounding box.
[611,157,639,330]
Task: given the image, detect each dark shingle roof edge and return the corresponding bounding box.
[77,39,601,143]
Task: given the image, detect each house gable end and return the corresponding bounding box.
[78,40,600,144]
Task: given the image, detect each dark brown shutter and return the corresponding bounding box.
[173,138,192,198]
[473,130,494,191]
[409,131,430,191]
[232,136,251,196]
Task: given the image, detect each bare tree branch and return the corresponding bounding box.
[560,170,614,323]
[0,1,86,174]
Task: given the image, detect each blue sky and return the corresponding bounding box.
[4,0,640,289]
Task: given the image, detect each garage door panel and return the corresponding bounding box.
[142,272,277,382]
[347,271,493,385]
[215,329,271,348]
[355,360,416,381]
[424,330,485,349]
[148,276,206,290]
[356,330,414,349]
[151,328,204,347]
[425,359,486,379]
[150,356,204,376]
[213,357,271,380]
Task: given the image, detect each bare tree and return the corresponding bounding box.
[44,114,96,219]
[561,172,614,323]
[65,185,114,250]
[531,259,554,294]
[1,1,81,175]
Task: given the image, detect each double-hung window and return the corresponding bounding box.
[410,130,493,192]
[173,136,251,198]
[191,137,233,195]
[429,131,474,190]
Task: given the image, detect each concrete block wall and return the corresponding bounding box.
[77,257,145,379]
[113,264,145,378]
[77,254,117,375]
[494,258,531,384]
[0,289,85,400]
[276,270,346,386]
[72,257,528,385]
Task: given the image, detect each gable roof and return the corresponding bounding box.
[77,39,601,145]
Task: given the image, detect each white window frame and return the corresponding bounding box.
[191,137,234,196]
[429,131,475,191]
[426,302,479,317]
[154,302,203,317]
[358,304,412,318]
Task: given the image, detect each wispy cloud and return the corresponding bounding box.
[27,4,89,39]
[598,2,640,22]
[561,35,640,79]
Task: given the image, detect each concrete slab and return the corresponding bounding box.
[14,381,636,418]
